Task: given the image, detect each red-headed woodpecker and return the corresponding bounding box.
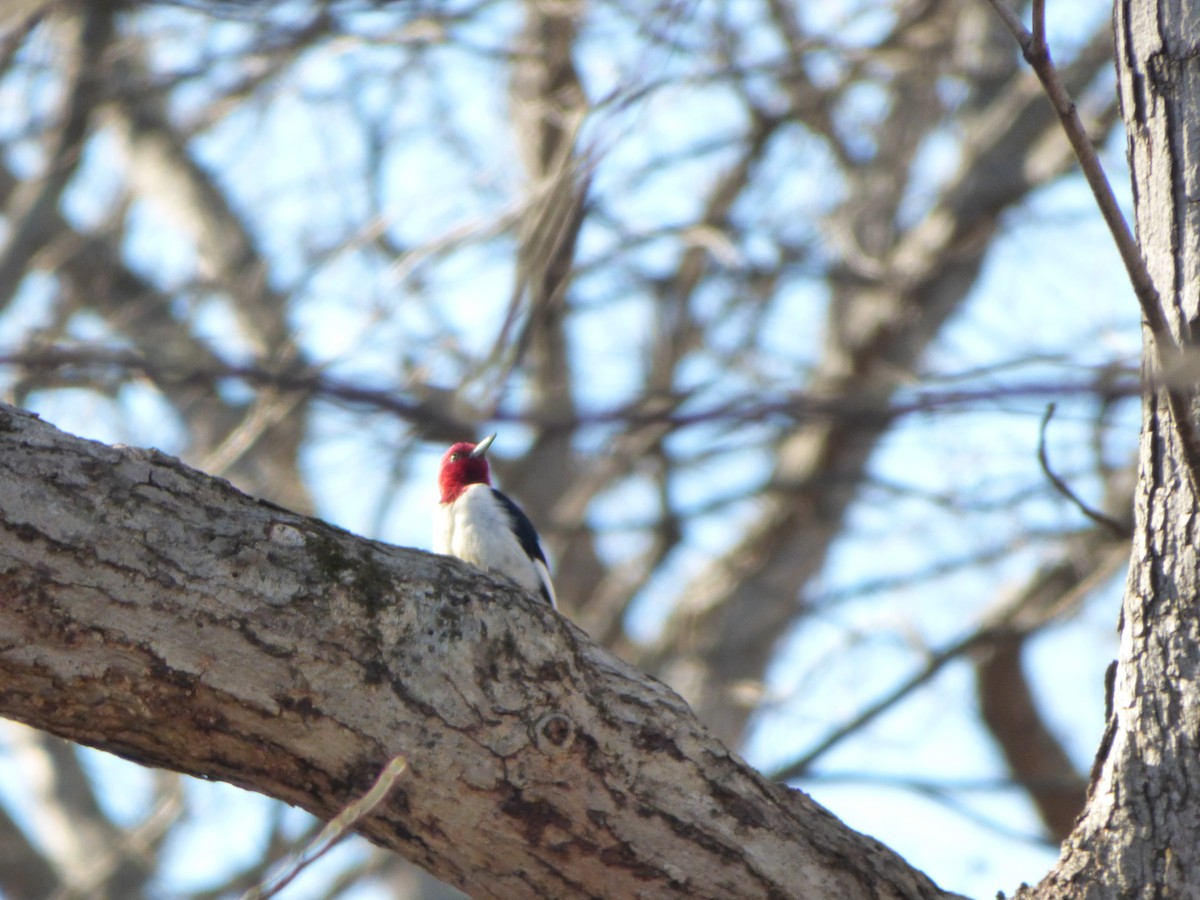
[434,433,557,608]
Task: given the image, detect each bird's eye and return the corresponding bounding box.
[450,452,461,462]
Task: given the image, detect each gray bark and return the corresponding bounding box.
[1021,1,1200,895]
[0,404,964,900]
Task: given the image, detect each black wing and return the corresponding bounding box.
[491,488,555,605]
[491,488,548,565]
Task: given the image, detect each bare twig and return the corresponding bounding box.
[48,775,184,900]
[806,772,1057,847]
[198,389,308,479]
[0,4,114,305]
[981,0,1200,497]
[0,345,1143,434]
[770,537,1128,783]
[244,754,408,900]
[1037,404,1130,538]
[0,345,1144,438]
[768,626,991,783]
[1031,0,1046,52]
[0,0,51,34]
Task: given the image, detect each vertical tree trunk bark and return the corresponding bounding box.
[1027,2,1200,894]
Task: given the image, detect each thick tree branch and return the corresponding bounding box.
[500,0,598,615]
[5,728,161,897]
[0,404,964,900]
[0,2,113,306]
[1015,0,1200,893]
[976,637,1087,843]
[0,795,59,900]
[975,519,1130,843]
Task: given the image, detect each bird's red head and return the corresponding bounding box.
[437,433,495,503]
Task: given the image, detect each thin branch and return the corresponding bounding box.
[190,816,324,900]
[981,0,1200,497]
[768,627,990,783]
[770,537,1128,783]
[0,345,1144,433]
[1037,404,1130,538]
[0,4,114,305]
[806,772,1057,848]
[1031,0,1046,51]
[245,755,408,900]
[198,389,307,478]
[48,774,184,900]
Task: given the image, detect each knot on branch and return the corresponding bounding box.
[532,711,575,756]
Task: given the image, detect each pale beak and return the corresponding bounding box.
[470,433,497,458]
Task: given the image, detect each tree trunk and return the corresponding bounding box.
[1023,2,1200,895]
[0,405,964,900]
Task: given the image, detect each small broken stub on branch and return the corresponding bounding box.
[532,711,575,756]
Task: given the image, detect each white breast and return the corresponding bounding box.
[434,484,556,606]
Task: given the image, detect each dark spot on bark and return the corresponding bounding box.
[10,523,41,543]
[541,714,571,746]
[306,533,394,614]
[561,835,598,858]
[1104,659,1118,721]
[350,554,395,612]
[587,808,608,827]
[333,758,408,806]
[574,731,609,775]
[362,657,387,685]
[477,627,521,683]
[535,659,567,682]
[433,605,464,642]
[598,842,665,881]
[77,455,107,480]
[658,810,741,860]
[475,658,499,683]
[500,628,518,658]
[193,707,225,731]
[1148,50,1177,97]
[418,815,446,842]
[500,788,570,845]
[145,653,198,693]
[307,532,352,581]
[388,786,411,816]
[236,624,294,659]
[634,724,685,759]
[277,693,318,721]
[709,782,768,829]
[386,672,441,721]
[532,712,577,756]
[377,812,418,844]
